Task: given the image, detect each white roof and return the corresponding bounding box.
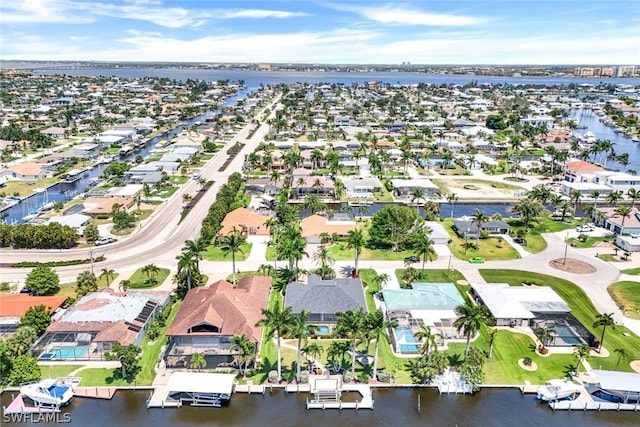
[562,182,611,191]
[166,372,236,394]
[110,184,143,197]
[593,370,640,393]
[472,283,570,319]
[424,221,449,241]
[390,178,439,189]
[48,214,90,229]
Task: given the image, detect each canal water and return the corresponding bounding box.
[1,388,635,426]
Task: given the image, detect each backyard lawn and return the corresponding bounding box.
[446,232,520,261]
[127,267,170,289]
[40,364,83,379]
[328,244,416,261]
[479,269,640,372]
[201,243,252,261]
[607,281,640,320]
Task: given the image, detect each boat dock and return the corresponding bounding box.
[73,387,117,399]
[435,370,472,395]
[549,389,640,412]
[305,374,374,410]
[2,393,60,414]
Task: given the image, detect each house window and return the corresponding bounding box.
[190,324,219,333]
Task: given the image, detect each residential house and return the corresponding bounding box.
[0,162,48,180]
[291,175,334,199]
[41,126,67,138]
[390,178,440,198]
[615,234,640,252]
[560,181,612,197]
[72,143,101,158]
[164,276,271,369]
[594,206,640,235]
[342,177,382,198]
[219,207,271,236]
[32,289,170,360]
[0,294,66,338]
[47,214,91,235]
[83,196,134,216]
[424,221,450,245]
[284,274,367,331]
[300,213,357,243]
[452,220,510,239]
[564,160,604,183]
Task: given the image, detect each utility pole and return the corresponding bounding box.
[89,247,95,275]
[563,231,569,265]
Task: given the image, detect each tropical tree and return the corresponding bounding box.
[614,348,629,369]
[142,264,159,284]
[365,309,398,380]
[218,227,247,286]
[414,325,441,356]
[287,311,318,381]
[574,343,591,372]
[175,250,201,298]
[230,334,255,376]
[25,265,60,296]
[327,340,349,373]
[593,312,615,353]
[256,305,296,381]
[487,328,498,359]
[471,209,490,249]
[302,343,323,372]
[76,270,98,297]
[19,305,51,336]
[453,301,489,356]
[414,235,437,278]
[606,190,623,206]
[589,190,601,211]
[190,352,207,371]
[447,193,459,219]
[570,189,582,215]
[627,188,640,210]
[529,185,551,205]
[100,268,116,287]
[119,279,131,292]
[510,198,542,229]
[313,245,335,269]
[334,308,366,378]
[614,205,632,235]
[346,228,366,273]
[535,327,556,349]
[302,194,326,214]
[410,187,425,214]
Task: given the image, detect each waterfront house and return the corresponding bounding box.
[82,196,134,216]
[560,181,612,197]
[0,294,66,338]
[284,274,367,333]
[32,289,170,360]
[471,283,594,346]
[594,206,640,235]
[390,178,440,198]
[0,162,48,180]
[219,207,271,236]
[300,213,357,243]
[164,276,271,369]
[290,175,334,199]
[342,176,383,198]
[72,143,100,158]
[41,126,67,138]
[452,220,510,238]
[564,160,604,183]
[47,213,91,235]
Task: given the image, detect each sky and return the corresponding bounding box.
[1,0,638,64]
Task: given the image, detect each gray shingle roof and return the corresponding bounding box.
[284,274,367,315]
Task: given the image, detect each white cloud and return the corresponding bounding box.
[217,9,309,19]
[0,0,94,24]
[334,3,490,26]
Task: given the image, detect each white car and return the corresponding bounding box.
[576,226,594,233]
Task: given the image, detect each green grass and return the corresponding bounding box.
[608,281,640,320]
[225,270,265,282]
[622,267,640,275]
[40,364,83,379]
[506,218,579,254]
[567,236,611,249]
[597,254,620,262]
[479,269,640,373]
[201,243,252,261]
[127,267,170,289]
[328,243,416,261]
[443,224,520,261]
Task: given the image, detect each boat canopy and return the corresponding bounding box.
[593,370,640,393]
[165,372,235,395]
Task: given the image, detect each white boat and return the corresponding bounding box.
[536,378,581,401]
[20,379,74,406]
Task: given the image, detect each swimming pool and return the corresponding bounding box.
[315,325,330,336]
[48,346,90,359]
[548,324,583,346]
[394,327,421,353]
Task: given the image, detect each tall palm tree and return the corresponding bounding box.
[614,348,629,369]
[453,301,489,356]
[327,340,349,373]
[447,192,459,219]
[230,333,255,376]
[574,343,591,372]
[346,228,366,273]
[190,352,206,371]
[414,324,441,356]
[175,250,200,294]
[570,189,582,215]
[471,209,490,249]
[606,190,623,206]
[334,308,366,378]
[313,245,335,269]
[302,343,323,372]
[142,264,159,283]
[256,305,296,381]
[589,190,601,211]
[410,187,425,214]
[414,236,437,278]
[288,311,318,381]
[218,227,247,286]
[100,268,116,287]
[593,312,615,353]
[614,205,632,235]
[627,188,640,210]
[487,328,498,358]
[182,238,207,270]
[365,309,397,380]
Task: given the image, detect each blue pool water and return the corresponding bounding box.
[49,346,89,359]
[315,325,330,335]
[394,327,421,353]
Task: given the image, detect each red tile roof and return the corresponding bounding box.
[219,207,271,236]
[166,276,271,342]
[0,294,66,317]
[566,160,604,173]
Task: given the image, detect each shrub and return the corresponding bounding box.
[342,371,353,383]
[376,371,391,383]
[298,370,309,384]
[523,357,532,366]
[267,370,279,384]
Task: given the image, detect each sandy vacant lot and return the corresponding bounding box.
[433,179,528,200]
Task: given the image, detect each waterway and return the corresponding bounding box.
[1,388,636,426]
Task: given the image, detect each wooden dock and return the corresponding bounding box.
[73,387,117,399]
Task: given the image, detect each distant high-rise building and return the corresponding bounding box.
[617,65,636,77]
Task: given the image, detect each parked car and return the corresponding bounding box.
[468,257,485,264]
[404,256,420,263]
[576,225,594,232]
[94,237,115,246]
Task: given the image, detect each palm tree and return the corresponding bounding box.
[327,340,349,373]
[302,194,326,214]
[334,308,366,378]
[471,209,490,249]
[175,251,200,294]
[614,205,632,235]
[606,190,623,206]
[190,352,207,371]
[414,236,437,278]
[230,333,255,376]
[574,343,591,372]
[288,311,318,381]
[414,324,441,356]
[346,229,366,273]
[256,305,296,382]
[119,279,131,292]
[313,245,335,269]
[182,238,207,270]
[447,193,459,219]
[142,264,159,284]
[535,327,556,349]
[302,343,323,372]
[570,189,582,215]
[453,301,489,356]
[589,190,601,211]
[511,198,542,229]
[487,328,498,358]
[410,187,425,214]
[100,268,116,287]
[218,227,247,286]
[614,348,629,369]
[365,309,397,380]
[593,312,615,353]
[627,188,640,210]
